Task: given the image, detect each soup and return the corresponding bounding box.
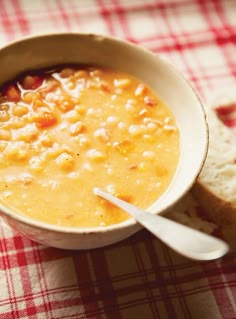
[0,65,179,227]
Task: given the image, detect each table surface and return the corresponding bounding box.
[0,1,236,318]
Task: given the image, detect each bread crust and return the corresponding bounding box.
[192,182,236,225]
[191,88,236,225]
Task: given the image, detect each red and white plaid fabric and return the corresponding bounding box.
[0,1,236,318]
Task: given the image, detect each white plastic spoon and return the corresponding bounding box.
[94,188,229,261]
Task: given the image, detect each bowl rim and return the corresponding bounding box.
[0,32,209,235]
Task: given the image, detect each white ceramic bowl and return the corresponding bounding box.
[0,33,208,249]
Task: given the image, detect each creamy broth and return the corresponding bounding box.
[0,66,179,227]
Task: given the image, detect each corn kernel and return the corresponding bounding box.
[0,141,7,152]
[128,124,143,136]
[56,152,74,170]
[64,110,81,123]
[86,149,105,161]
[4,143,29,161]
[143,134,154,142]
[99,81,112,92]
[163,124,176,132]
[89,69,103,78]
[135,84,147,96]
[82,162,93,172]
[139,108,148,117]
[156,165,168,176]
[23,92,35,103]
[13,105,28,117]
[42,144,61,160]
[146,122,157,132]
[0,110,10,122]
[138,162,148,172]
[114,78,131,89]
[29,157,44,172]
[113,140,133,154]
[144,96,156,106]
[15,125,39,142]
[106,116,118,125]
[0,129,11,141]
[74,105,86,114]
[75,70,89,79]
[60,68,75,78]
[10,118,25,129]
[70,121,85,136]
[0,104,9,111]
[94,128,109,142]
[143,151,155,159]
[40,136,54,147]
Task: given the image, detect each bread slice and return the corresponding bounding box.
[192,89,236,225]
[166,192,217,234]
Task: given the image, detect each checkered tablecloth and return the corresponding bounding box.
[0,1,236,318]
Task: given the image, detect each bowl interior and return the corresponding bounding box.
[0,33,208,229]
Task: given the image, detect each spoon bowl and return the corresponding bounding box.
[94,188,229,260]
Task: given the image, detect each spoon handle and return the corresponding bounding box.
[94,188,229,261]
